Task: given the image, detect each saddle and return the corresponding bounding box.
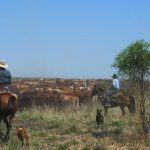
[112,92,123,97]
[110,92,124,102]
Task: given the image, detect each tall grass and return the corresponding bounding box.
[0,105,149,150]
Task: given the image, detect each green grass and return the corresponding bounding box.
[63,124,80,134]
[0,105,149,150]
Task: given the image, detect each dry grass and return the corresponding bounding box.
[0,105,149,150]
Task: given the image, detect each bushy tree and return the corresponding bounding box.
[112,40,150,137]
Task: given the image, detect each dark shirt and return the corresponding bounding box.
[0,67,11,86]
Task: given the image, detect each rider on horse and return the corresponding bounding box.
[0,60,11,91]
[105,74,120,106]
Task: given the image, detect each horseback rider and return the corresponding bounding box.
[105,74,120,106]
[0,60,11,91]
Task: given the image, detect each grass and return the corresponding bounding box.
[0,105,149,150]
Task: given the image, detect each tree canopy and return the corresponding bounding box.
[112,40,150,81]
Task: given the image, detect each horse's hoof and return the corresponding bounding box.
[2,136,9,142]
[0,131,4,139]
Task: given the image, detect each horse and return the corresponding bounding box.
[0,91,18,141]
[91,84,136,116]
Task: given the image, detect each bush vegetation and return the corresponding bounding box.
[0,104,149,150]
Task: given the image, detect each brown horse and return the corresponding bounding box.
[91,84,136,116]
[0,92,18,141]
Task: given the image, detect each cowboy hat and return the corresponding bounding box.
[0,60,8,68]
[112,74,118,78]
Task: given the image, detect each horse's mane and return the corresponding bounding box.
[94,84,105,92]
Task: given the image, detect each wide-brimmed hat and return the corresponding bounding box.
[0,60,8,68]
[112,74,118,78]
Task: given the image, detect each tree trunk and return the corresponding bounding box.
[139,82,147,138]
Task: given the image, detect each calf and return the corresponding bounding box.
[60,93,79,111]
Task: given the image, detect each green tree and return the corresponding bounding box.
[112,40,150,137]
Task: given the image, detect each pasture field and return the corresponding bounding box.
[0,104,149,150]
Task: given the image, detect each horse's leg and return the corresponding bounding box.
[92,96,95,105]
[127,105,131,114]
[93,95,98,105]
[0,116,3,138]
[72,100,76,111]
[75,98,79,111]
[2,116,11,141]
[120,105,125,116]
[8,114,14,125]
[104,106,108,116]
[0,116,1,123]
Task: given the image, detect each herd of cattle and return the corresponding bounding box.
[10,78,109,110]
[10,78,136,110]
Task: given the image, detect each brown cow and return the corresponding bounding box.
[60,93,79,111]
[74,88,92,106]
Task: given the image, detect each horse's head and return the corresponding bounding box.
[91,84,105,97]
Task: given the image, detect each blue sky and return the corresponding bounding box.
[0,0,150,79]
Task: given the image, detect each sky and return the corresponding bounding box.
[0,0,150,79]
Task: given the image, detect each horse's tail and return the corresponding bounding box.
[129,95,136,114]
[8,93,18,111]
[11,93,18,99]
